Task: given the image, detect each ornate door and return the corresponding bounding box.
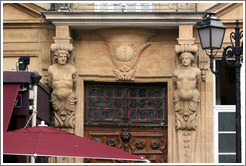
[84,82,168,163]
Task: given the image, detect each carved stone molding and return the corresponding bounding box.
[107,41,151,81]
[175,44,198,54]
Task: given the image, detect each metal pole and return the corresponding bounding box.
[234,20,241,163]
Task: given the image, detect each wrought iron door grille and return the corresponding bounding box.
[85,82,167,126]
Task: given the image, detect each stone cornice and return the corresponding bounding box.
[41,11,206,29]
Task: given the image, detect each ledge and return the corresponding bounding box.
[41,11,206,29]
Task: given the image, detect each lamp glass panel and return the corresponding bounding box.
[198,28,210,49]
[211,28,225,48]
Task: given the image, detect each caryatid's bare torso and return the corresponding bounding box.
[48,63,76,101]
[173,66,201,100]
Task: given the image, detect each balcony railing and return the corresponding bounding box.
[49,3,197,12]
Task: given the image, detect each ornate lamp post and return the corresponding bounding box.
[197,12,243,163]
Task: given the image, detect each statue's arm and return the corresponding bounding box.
[47,67,53,88]
[196,68,201,88]
[173,69,178,89]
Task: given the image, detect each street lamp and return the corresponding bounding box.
[197,12,243,163]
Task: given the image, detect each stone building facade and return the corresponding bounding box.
[2,2,244,163]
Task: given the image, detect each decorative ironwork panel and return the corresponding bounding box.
[85,82,167,126]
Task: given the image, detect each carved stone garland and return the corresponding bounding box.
[48,43,76,131]
[106,41,151,81]
[173,44,201,163]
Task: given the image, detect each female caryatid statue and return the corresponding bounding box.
[48,49,77,128]
[173,52,201,130]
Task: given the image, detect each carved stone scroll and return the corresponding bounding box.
[48,43,77,129]
[173,45,201,162]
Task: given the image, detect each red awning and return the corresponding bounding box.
[3,84,20,132]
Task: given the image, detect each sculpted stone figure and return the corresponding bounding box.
[173,52,201,130]
[48,50,76,128]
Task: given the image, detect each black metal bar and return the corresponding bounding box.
[234,20,242,163]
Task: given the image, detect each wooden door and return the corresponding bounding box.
[84,82,168,163]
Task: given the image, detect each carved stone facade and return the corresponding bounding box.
[2,2,244,164]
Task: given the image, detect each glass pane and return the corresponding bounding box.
[96,110,104,119]
[105,110,113,120]
[130,110,137,120]
[96,98,104,107]
[216,60,235,105]
[115,88,123,97]
[139,99,146,108]
[115,109,122,120]
[219,112,236,131]
[115,99,122,108]
[87,109,95,119]
[219,155,236,163]
[106,99,113,108]
[139,110,147,120]
[106,87,113,97]
[130,88,137,97]
[156,100,164,108]
[148,88,155,97]
[211,28,225,48]
[97,87,104,96]
[155,88,164,97]
[88,98,95,107]
[198,28,210,48]
[139,89,146,97]
[157,110,164,120]
[148,110,155,120]
[148,99,155,108]
[219,134,236,153]
[130,99,137,108]
[89,88,97,96]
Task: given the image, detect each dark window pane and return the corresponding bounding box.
[130,88,137,97]
[130,99,137,108]
[219,155,236,163]
[97,87,104,96]
[157,110,164,120]
[115,88,123,97]
[115,109,122,119]
[89,88,97,96]
[148,88,155,97]
[148,99,155,108]
[105,110,113,120]
[139,110,147,120]
[87,109,95,119]
[216,60,236,105]
[130,110,137,120]
[96,110,104,119]
[106,87,113,97]
[155,88,164,97]
[96,98,104,107]
[156,100,164,109]
[219,112,236,131]
[115,99,122,108]
[106,98,113,108]
[139,99,146,108]
[148,110,155,120]
[139,89,146,97]
[88,98,95,107]
[219,134,236,153]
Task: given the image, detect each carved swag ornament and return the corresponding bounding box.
[48,44,77,129]
[107,41,151,81]
[173,51,201,130]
